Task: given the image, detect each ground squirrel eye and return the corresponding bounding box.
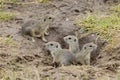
[89,45,92,47]
[68,37,71,40]
[48,17,52,19]
[50,44,53,46]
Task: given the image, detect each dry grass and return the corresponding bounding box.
[0,37,20,56]
[0,66,40,80]
[0,66,114,80]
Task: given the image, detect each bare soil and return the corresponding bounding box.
[0,0,120,80]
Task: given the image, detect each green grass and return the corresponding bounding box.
[118,73,120,80]
[0,11,14,21]
[0,37,16,45]
[111,4,120,13]
[75,4,120,44]
[4,37,14,45]
[117,67,120,80]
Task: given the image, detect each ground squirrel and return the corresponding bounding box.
[45,41,76,66]
[63,35,80,54]
[76,42,97,65]
[64,35,97,65]
[22,16,54,42]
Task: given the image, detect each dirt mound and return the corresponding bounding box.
[0,65,116,80]
[96,46,120,72]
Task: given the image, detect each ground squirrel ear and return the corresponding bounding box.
[84,47,87,49]
[56,45,58,48]
[89,45,93,47]
[74,39,76,42]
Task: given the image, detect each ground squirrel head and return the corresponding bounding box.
[45,41,61,52]
[43,15,54,23]
[82,42,97,52]
[63,35,78,45]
